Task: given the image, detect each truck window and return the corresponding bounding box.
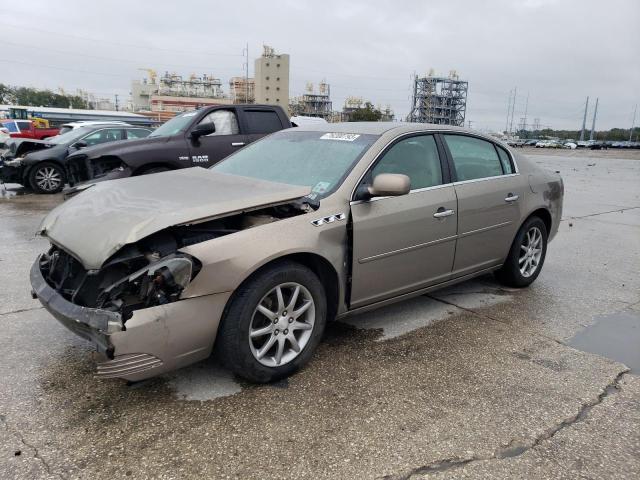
[2,121,19,133]
[198,110,239,136]
[245,110,283,134]
[17,121,32,131]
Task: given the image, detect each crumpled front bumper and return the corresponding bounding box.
[30,256,232,381]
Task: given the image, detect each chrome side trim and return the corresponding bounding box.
[452,173,520,186]
[459,221,512,238]
[359,234,458,264]
[311,212,346,227]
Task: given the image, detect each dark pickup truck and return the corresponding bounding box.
[66,104,291,186]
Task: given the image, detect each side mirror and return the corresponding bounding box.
[367,173,411,198]
[73,140,87,149]
[190,122,215,138]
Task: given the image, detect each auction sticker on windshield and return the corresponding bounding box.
[320,133,360,141]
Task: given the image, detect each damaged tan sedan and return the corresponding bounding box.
[31,123,563,383]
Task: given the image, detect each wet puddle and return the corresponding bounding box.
[568,311,640,374]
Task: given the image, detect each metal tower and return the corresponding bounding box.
[589,98,599,141]
[408,71,468,126]
[579,96,589,141]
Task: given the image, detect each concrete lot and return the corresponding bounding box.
[1,150,639,479]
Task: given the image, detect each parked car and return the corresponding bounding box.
[563,142,577,149]
[0,119,59,140]
[31,123,564,383]
[524,139,539,146]
[505,139,525,148]
[0,124,151,193]
[0,126,9,147]
[57,121,131,135]
[65,104,292,187]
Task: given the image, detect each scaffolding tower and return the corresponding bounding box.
[408,70,468,126]
[289,81,332,120]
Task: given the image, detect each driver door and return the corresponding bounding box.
[187,108,247,168]
[350,134,458,308]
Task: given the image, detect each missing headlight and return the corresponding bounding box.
[97,254,200,319]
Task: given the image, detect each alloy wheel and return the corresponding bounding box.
[519,226,543,278]
[249,282,315,367]
[34,166,62,192]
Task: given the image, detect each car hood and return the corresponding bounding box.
[2,138,55,159]
[38,168,311,269]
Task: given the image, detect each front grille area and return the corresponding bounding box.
[95,353,163,378]
[41,247,89,302]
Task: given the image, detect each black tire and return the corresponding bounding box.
[28,162,65,194]
[495,216,548,288]
[216,261,327,383]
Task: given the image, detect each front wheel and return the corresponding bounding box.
[29,162,65,194]
[216,261,327,383]
[495,216,548,288]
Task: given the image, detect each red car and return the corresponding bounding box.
[0,119,59,140]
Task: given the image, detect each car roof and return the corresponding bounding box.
[292,121,471,135]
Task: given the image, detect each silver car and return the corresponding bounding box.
[31,123,563,383]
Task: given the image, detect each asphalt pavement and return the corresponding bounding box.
[1,149,638,479]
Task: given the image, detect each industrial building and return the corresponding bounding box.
[290,81,332,120]
[254,46,290,111]
[408,70,468,126]
[130,70,231,120]
[229,77,255,104]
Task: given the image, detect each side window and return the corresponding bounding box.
[126,128,151,139]
[17,121,31,131]
[82,128,124,146]
[443,135,504,181]
[371,135,443,190]
[198,110,239,136]
[496,146,514,174]
[245,110,283,134]
[2,121,19,133]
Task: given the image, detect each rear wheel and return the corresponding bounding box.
[29,162,65,194]
[495,216,548,287]
[216,261,326,383]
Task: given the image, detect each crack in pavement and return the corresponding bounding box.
[0,306,44,318]
[424,294,567,347]
[562,205,640,220]
[384,371,629,479]
[0,414,65,480]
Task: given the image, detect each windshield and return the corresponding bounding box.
[46,127,95,145]
[149,111,198,137]
[211,130,378,199]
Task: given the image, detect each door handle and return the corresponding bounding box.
[433,208,455,218]
[505,193,519,203]
[231,142,245,147]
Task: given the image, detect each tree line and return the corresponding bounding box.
[0,83,89,109]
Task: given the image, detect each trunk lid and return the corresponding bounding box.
[38,168,311,269]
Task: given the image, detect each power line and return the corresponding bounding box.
[0,21,244,57]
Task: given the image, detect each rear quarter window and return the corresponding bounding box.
[245,110,283,134]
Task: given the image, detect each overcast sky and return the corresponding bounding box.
[1,0,638,131]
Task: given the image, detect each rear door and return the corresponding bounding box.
[440,133,525,277]
[187,108,247,167]
[350,133,457,308]
[242,107,286,145]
